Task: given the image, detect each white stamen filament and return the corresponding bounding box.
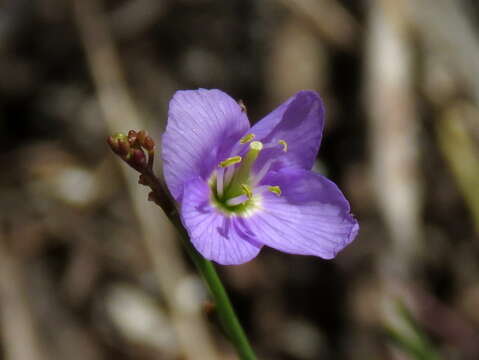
[224,164,236,188]
[252,185,280,196]
[216,168,225,197]
[260,143,276,149]
[251,159,275,187]
[252,185,272,195]
[226,194,249,206]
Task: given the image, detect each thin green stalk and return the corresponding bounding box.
[108,144,258,359]
[174,221,257,360]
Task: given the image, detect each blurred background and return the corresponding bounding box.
[1,0,478,359]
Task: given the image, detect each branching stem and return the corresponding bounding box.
[108,132,257,360]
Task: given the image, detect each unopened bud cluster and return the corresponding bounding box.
[107,130,155,172]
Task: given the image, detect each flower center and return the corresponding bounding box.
[210,134,286,215]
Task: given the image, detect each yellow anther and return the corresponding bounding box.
[241,184,253,199]
[240,133,255,144]
[268,186,282,196]
[278,139,288,152]
[219,156,242,168]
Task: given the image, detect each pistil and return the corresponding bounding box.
[225,141,263,198]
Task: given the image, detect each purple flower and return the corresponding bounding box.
[162,89,359,265]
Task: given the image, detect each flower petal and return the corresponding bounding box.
[250,168,358,259]
[162,89,250,200]
[181,177,263,265]
[250,90,325,170]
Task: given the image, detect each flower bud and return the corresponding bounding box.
[128,130,138,145]
[132,149,146,168]
[136,130,146,145]
[107,136,120,154]
[143,136,155,151]
[118,138,131,157]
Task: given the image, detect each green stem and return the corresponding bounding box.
[141,168,257,359]
[174,219,257,360]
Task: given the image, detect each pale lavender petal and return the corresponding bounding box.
[250,168,358,259]
[181,178,263,265]
[249,90,325,171]
[162,89,250,200]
